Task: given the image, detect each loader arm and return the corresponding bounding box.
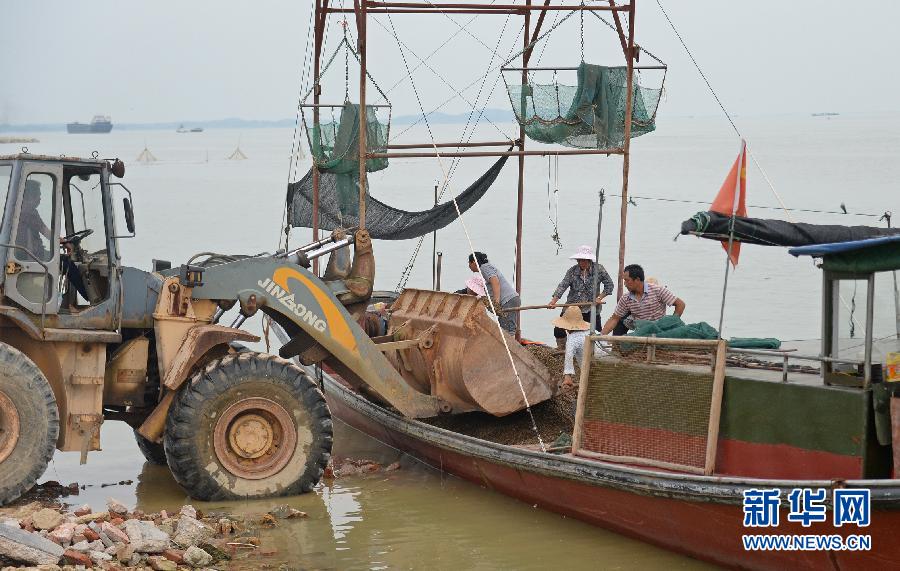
[191,257,445,418]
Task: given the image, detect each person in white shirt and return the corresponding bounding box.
[551,306,590,391]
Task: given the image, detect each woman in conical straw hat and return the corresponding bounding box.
[549,245,613,353]
[551,306,590,391]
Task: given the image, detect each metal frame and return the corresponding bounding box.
[572,335,727,476]
[310,1,639,327]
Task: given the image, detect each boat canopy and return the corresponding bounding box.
[789,235,900,273]
[680,211,900,248]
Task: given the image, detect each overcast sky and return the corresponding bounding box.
[4,1,899,124]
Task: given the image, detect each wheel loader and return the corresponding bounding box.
[0,152,555,505]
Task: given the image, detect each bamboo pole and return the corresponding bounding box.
[499,301,603,314]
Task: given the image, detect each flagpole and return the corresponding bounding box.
[716,140,746,339]
[716,221,737,340]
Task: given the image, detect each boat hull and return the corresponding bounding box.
[66,122,113,134]
[323,375,900,570]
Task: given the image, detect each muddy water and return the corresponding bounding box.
[41,420,712,570]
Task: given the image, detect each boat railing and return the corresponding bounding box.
[572,335,727,476]
[725,347,866,384]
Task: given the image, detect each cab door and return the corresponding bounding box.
[5,162,63,315]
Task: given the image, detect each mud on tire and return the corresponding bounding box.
[0,343,59,506]
[164,352,332,501]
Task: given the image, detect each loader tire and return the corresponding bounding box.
[0,343,59,506]
[164,352,332,501]
[133,430,167,465]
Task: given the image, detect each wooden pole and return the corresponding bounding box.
[704,339,727,475]
[571,333,594,454]
[615,0,636,298]
[513,0,531,342]
[355,0,368,231]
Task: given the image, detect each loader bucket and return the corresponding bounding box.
[382,289,557,416]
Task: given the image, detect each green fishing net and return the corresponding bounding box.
[309,102,389,217]
[506,63,661,149]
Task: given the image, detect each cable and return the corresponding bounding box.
[386,10,547,453]
[605,193,886,218]
[654,0,794,222]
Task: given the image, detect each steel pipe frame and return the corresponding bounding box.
[312,0,638,307]
[325,2,629,14]
[368,148,625,158]
[385,140,517,149]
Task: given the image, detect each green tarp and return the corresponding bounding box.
[627,315,781,349]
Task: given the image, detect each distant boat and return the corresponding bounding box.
[190,127,203,133]
[66,115,113,134]
[811,112,840,117]
[176,124,204,133]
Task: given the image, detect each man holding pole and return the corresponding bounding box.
[549,245,614,351]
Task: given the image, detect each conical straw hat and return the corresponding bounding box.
[551,306,590,331]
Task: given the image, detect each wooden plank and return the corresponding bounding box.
[704,339,728,475]
[573,448,706,475]
[571,336,595,453]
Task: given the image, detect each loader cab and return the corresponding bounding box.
[0,154,133,331]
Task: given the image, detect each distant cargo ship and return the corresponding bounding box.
[66,116,113,134]
[176,124,204,133]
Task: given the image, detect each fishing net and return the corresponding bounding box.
[286,155,509,240]
[505,63,661,149]
[304,102,390,217]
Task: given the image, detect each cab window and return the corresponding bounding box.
[0,164,11,222]
[14,173,55,262]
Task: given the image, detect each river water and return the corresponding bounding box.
[2,113,898,568]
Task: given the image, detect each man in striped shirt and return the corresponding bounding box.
[600,264,686,335]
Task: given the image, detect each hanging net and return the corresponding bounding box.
[506,63,662,149]
[303,102,391,217]
[286,155,509,240]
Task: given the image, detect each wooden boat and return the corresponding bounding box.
[290,3,900,568]
[311,234,900,571]
[322,369,900,570]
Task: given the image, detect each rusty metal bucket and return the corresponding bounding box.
[380,289,557,417]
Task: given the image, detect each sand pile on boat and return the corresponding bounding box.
[425,344,578,447]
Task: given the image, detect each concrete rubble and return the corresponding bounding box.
[0,497,280,570]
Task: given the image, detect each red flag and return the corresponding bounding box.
[710,140,747,267]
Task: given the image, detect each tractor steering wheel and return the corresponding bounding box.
[61,229,93,245]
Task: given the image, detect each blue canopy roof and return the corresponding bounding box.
[788,235,900,257]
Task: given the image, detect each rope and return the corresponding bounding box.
[385,10,547,453]
[372,15,513,142]
[395,16,521,290]
[280,6,317,252]
[389,21,526,143]
[606,193,887,218]
[654,0,794,222]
